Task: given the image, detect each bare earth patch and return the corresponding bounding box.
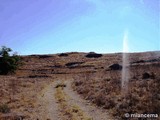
[33,82,60,120]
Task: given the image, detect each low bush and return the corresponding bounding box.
[28,75,50,78]
[142,72,155,79]
[59,53,68,57]
[65,62,84,68]
[74,80,83,86]
[55,82,66,88]
[109,64,122,70]
[0,104,10,113]
[0,46,21,75]
[38,55,52,58]
[85,52,102,58]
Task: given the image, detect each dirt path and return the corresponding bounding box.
[33,82,60,120]
[63,80,112,120]
[32,80,112,120]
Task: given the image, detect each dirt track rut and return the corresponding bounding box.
[63,80,112,120]
[33,80,112,120]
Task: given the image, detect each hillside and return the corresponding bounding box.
[0,51,160,120]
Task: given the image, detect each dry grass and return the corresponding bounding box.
[0,76,53,119]
[73,61,160,119]
[0,51,159,119]
[55,82,92,120]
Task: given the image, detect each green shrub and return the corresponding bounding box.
[0,46,21,75]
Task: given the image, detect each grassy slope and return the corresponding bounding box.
[0,51,159,119]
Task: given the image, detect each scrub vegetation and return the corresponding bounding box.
[0,46,21,75]
[0,51,159,119]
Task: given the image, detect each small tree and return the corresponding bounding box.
[0,46,20,75]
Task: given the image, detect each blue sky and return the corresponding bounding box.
[0,0,159,55]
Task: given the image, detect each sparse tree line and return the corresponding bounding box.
[0,46,21,75]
